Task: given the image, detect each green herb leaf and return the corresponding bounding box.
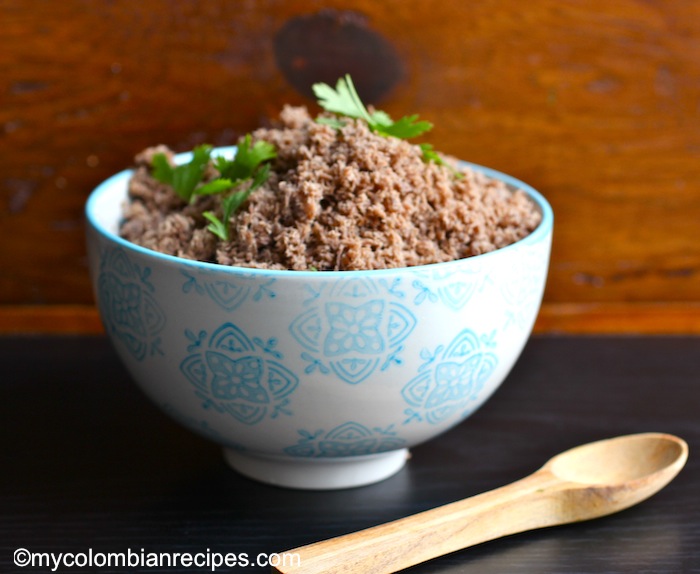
[313,75,433,140]
[151,144,213,202]
[150,135,276,240]
[220,163,271,222]
[201,163,273,241]
[249,162,272,193]
[202,136,276,241]
[221,188,252,223]
[214,135,276,184]
[315,116,348,130]
[151,153,175,185]
[419,142,441,164]
[196,178,235,196]
[203,212,228,241]
[312,74,463,176]
[367,109,393,127]
[204,188,246,241]
[419,143,464,179]
[379,115,434,139]
[313,75,373,124]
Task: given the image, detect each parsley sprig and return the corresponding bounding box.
[152,144,218,203]
[151,136,276,241]
[313,74,433,138]
[202,161,272,241]
[313,74,462,178]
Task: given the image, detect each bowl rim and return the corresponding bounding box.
[85,146,553,277]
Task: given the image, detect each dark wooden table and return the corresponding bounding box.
[2,335,698,573]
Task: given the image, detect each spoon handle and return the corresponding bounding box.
[273,470,561,574]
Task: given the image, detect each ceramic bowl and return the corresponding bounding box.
[85,147,553,489]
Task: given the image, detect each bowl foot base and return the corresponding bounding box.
[222,448,409,490]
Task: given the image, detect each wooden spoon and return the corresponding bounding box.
[273,433,688,574]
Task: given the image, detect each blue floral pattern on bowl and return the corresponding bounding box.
[181,269,277,311]
[284,422,406,457]
[86,149,553,489]
[403,329,498,425]
[97,247,166,360]
[289,277,417,384]
[409,265,489,310]
[180,323,299,425]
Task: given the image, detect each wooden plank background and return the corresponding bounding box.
[1,0,699,332]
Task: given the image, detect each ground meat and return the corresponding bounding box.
[119,106,541,270]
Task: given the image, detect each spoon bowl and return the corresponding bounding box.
[274,432,688,574]
[545,433,689,521]
[548,432,687,484]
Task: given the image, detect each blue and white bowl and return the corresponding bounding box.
[85,148,553,489]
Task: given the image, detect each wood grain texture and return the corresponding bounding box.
[1,1,699,318]
[1,336,698,572]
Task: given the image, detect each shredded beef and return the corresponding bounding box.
[119,106,541,270]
